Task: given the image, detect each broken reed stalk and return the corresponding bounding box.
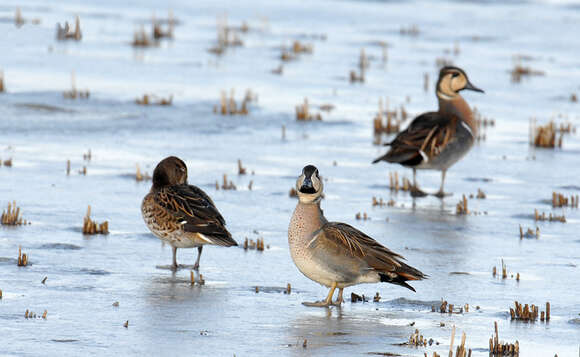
[17,246,28,266]
[135,164,151,181]
[83,149,92,161]
[501,259,507,279]
[82,205,109,235]
[534,209,566,222]
[281,40,313,61]
[448,325,456,356]
[152,12,174,40]
[295,98,322,121]
[2,201,28,225]
[492,259,519,280]
[355,212,368,220]
[56,16,82,41]
[372,196,385,207]
[489,321,519,356]
[519,225,539,239]
[408,329,427,347]
[237,159,246,175]
[218,174,236,190]
[208,15,245,55]
[510,301,550,322]
[349,49,366,83]
[0,70,5,93]
[214,89,254,115]
[511,64,544,83]
[284,283,291,294]
[136,94,173,106]
[529,119,563,148]
[552,192,579,208]
[189,270,205,285]
[387,172,412,193]
[456,195,469,215]
[63,71,89,99]
[373,97,401,136]
[66,160,71,175]
[242,237,265,251]
[433,300,470,315]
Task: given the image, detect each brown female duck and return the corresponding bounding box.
[141,156,237,271]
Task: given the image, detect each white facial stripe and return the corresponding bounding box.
[436,90,454,101]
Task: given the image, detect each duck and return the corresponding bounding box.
[372,66,484,197]
[141,156,237,271]
[288,165,426,307]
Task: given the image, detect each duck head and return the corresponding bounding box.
[296,165,323,203]
[436,66,484,101]
[152,156,188,188]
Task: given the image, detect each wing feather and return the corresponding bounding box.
[155,184,237,246]
[316,222,425,281]
[372,112,457,166]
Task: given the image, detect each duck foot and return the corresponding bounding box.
[302,300,332,307]
[433,191,452,198]
[410,187,428,197]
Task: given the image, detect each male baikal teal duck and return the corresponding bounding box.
[288,165,426,307]
[141,156,237,271]
[373,66,484,197]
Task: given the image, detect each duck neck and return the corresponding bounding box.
[438,95,477,137]
[290,201,327,241]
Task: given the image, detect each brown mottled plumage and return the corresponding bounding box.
[288,165,426,307]
[373,66,484,197]
[142,156,237,270]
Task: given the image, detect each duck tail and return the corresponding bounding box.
[379,273,416,292]
[372,153,389,164]
[379,264,427,292]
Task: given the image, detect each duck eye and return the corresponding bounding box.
[452,72,460,78]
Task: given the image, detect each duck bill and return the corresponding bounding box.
[463,81,484,93]
[299,177,316,194]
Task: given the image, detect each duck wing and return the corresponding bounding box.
[372,112,456,166]
[155,184,237,246]
[309,222,426,290]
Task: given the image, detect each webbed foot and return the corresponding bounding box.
[433,190,452,198]
[302,300,332,307]
[410,187,428,197]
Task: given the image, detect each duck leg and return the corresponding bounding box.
[171,246,178,270]
[410,168,428,197]
[434,169,451,198]
[303,282,337,307]
[332,288,344,306]
[193,246,203,271]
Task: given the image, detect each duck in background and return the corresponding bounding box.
[373,66,484,197]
